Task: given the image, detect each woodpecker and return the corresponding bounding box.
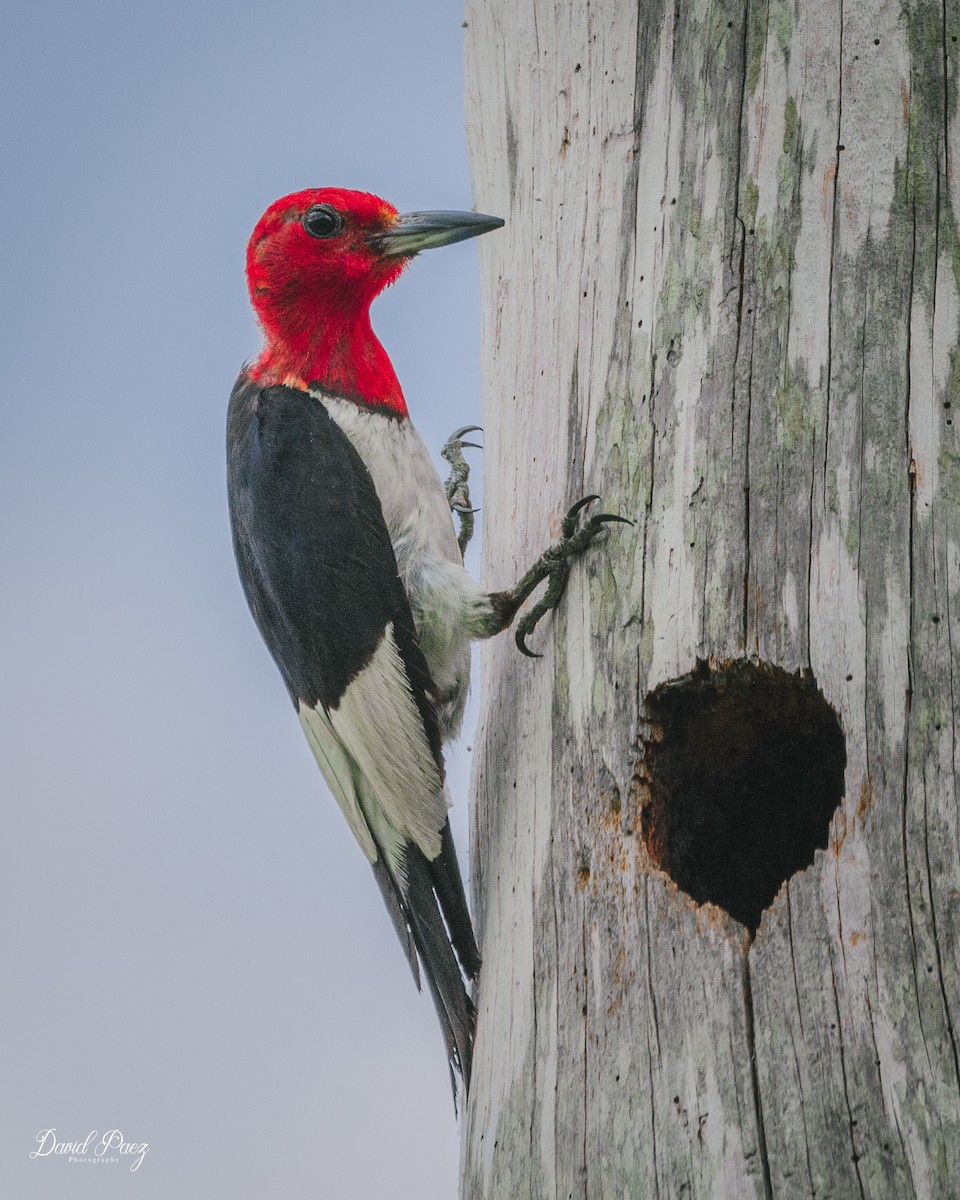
[227,188,624,1099]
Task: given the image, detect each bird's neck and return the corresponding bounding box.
[251,306,408,418]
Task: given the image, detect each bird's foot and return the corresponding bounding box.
[491,496,632,657]
[442,425,482,556]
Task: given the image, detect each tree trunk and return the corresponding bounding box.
[463,2,960,1197]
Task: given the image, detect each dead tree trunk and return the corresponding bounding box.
[463,2,960,1196]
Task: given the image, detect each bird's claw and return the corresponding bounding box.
[442,425,483,556]
[513,496,633,658]
[447,424,482,442]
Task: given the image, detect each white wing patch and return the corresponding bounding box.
[329,623,448,860]
[297,622,448,876]
[298,704,377,861]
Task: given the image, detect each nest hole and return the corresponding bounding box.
[640,659,845,934]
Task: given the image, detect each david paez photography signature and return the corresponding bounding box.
[30,1128,149,1172]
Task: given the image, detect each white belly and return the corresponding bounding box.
[317,393,487,739]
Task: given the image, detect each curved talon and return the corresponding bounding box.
[515,618,543,658]
[453,505,481,515]
[442,425,484,461]
[506,494,632,658]
[449,424,482,440]
[561,494,601,537]
[590,513,634,527]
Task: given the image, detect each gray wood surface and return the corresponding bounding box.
[462,2,960,1196]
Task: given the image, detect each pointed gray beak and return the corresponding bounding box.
[371,210,505,258]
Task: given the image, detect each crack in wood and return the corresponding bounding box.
[785,890,818,1195]
[828,950,868,1200]
[921,773,960,1091]
[743,956,774,1200]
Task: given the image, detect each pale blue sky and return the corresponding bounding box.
[2,2,489,1195]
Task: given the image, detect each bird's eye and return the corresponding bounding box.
[302,204,343,239]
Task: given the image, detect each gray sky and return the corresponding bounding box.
[2,2,489,1195]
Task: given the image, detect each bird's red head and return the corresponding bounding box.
[246,188,406,411]
[245,188,504,416]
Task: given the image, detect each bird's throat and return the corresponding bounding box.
[251,309,408,417]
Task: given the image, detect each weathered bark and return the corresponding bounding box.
[463,2,960,1197]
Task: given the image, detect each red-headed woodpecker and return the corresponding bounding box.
[227,188,624,1099]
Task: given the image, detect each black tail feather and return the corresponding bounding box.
[430,821,481,980]
[371,855,420,988]
[402,843,475,1100]
[369,826,477,1103]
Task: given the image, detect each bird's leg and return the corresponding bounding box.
[487,496,632,657]
[442,425,482,557]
